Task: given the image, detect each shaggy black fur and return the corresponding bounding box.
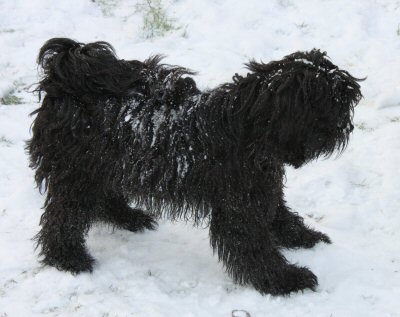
[27,38,362,295]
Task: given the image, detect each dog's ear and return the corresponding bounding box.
[244,50,363,166]
[266,62,335,153]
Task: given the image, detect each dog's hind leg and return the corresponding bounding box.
[36,189,96,274]
[209,200,318,295]
[98,194,157,232]
[271,200,331,249]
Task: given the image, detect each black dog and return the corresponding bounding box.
[27,38,362,295]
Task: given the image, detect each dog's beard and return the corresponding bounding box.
[284,118,354,169]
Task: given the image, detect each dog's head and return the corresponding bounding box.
[236,50,363,168]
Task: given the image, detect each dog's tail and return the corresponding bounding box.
[37,37,145,100]
[29,38,146,192]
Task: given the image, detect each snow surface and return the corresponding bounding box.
[1,0,400,316]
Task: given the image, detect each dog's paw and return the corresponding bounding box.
[305,229,331,246]
[280,265,318,295]
[272,216,331,249]
[122,210,158,232]
[295,228,332,248]
[281,227,331,249]
[42,250,95,274]
[253,265,318,296]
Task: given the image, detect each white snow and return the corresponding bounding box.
[1,0,400,316]
[150,106,165,146]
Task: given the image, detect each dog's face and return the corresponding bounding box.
[242,50,363,168]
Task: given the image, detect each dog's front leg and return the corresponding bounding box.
[209,199,318,295]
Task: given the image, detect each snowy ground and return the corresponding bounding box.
[1,0,400,316]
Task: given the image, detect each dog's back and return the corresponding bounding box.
[27,38,209,218]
